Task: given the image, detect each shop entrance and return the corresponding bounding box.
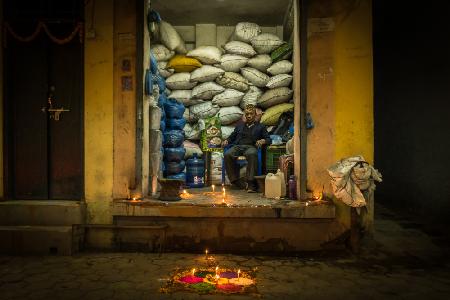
[3,0,84,200]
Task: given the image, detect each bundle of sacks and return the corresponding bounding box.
[152,21,295,158]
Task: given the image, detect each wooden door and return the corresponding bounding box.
[5,36,83,200]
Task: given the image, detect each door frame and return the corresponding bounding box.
[2,22,85,201]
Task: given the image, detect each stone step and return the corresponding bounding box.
[0,200,86,226]
[0,225,75,255]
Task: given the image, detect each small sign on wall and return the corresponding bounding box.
[121,76,133,91]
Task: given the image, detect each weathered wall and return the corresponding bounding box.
[307,0,373,228]
[113,0,137,199]
[84,0,114,223]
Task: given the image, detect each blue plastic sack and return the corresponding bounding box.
[163,130,184,148]
[164,98,185,119]
[145,69,152,95]
[158,93,167,108]
[166,172,186,181]
[150,52,159,75]
[164,160,186,175]
[166,118,186,130]
[153,74,166,92]
[160,120,166,132]
[164,147,186,163]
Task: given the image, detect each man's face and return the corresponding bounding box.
[245,109,256,124]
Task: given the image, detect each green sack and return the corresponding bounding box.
[271,42,293,63]
[201,115,223,152]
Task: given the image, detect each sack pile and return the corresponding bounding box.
[155,21,295,148]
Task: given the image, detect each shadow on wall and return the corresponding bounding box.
[373,1,450,222]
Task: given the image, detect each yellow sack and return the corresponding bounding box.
[167,55,202,72]
[260,103,294,126]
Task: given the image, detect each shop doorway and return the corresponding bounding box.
[3,0,84,200]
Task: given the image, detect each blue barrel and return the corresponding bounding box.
[186,153,205,188]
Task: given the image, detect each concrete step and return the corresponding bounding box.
[0,225,75,255]
[0,200,86,226]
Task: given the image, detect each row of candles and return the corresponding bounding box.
[182,184,227,203]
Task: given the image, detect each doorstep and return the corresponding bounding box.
[112,188,335,219]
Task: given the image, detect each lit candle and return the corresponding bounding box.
[205,249,208,260]
[183,189,187,194]
[192,268,196,276]
[237,269,241,279]
[215,266,219,276]
[212,185,215,193]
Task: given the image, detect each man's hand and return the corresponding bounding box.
[255,139,266,148]
[222,140,229,147]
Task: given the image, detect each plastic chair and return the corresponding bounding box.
[221,145,263,185]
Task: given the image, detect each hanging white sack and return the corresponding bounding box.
[250,33,284,54]
[149,106,162,130]
[223,41,256,58]
[217,106,244,125]
[266,74,293,89]
[190,65,225,82]
[267,60,293,75]
[166,73,197,90]
[233,22,262,43]
[218,54,249,72]
[212,89,245,107]
[191,82,225,100]
[240,86,263,109]
[240,67,270,88]
[159,21,187,54]
[257,87,293,109]
[151,44,175,61]
[216,72,249,92]
[247,54,272,72]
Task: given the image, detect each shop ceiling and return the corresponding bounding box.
[151,0,291,26]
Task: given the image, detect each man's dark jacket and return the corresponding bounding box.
[226,122,271,146]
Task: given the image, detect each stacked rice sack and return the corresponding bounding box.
[154,21,294,160]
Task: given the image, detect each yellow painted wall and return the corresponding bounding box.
[307,0,373,229]
[334,0,373,164]
[84,0,114,223]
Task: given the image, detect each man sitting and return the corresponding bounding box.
[222,105,271,192]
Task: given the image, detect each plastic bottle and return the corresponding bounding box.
[288,175,297,200]
[186,153,205,188]
[265,173,282,199]
[276,169,286,197]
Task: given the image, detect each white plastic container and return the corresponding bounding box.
[276,169,286,197]
[265,172,283,199]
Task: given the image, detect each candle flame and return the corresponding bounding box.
[215,266,219,275]
[183,189,187,194]
[192,268,196,276]
[238,269,241,278]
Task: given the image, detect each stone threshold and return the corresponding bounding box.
[112,198,335,219]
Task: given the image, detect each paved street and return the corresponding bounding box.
[1,207,450,300]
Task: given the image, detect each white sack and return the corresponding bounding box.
[212,89,244,107]
[217,106,244,125]
[221,126,235,140]
[247,54,272,72]
[157,61,174,78]
[190,65,225,82]
[191,82,225,100]
[169,90,204,106]
[267,60,293,75]
[216,72,249,92]
[184,123,201,141]
[240,86,263,109]
[218,54,249,72]
[190,102,221,120]
[166,73,197,90]
[266,74,293,89]
[151,44,175,61]
[159,21,187,54]
[187,46,222,64]
[250,33,284,54]
[233,22,261,43]
[223,41,256,57]
[240,67,270,87]
[258,87,293,108]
